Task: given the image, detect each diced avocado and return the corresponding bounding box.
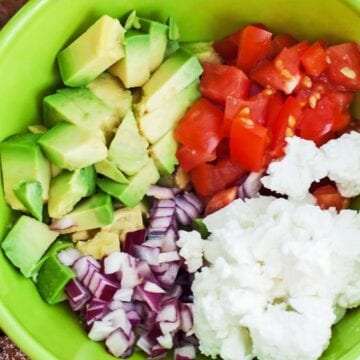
[139,18,168,72]
[72,230,92,242]
[57,15,125,87]
[38,122,107,170]
[87,73,132,119]
[76,230,120,259]
[351,92,360,120]
[54,193,114,234]
[167,17,180,41]
[137,48,203,114]
[103,206,144,242]
[48,167,96,219]
[14,181,43,221]
[164,40,180,59]
[51,164,62,178]
[124,10,141,30]
[137,79,200,143]
[108,111,149,176]
[351,196,360,210]
[36,254,75,304]
[182,41,222,65]
[1,216,59,277]
[98,159,159,208]
[193,218,210,239]
[110,30,151,88]
[95,159,128,184]
[0,134,51,211]
[28,124,48,134]
[43,87,118,142]
[149,131,178,175]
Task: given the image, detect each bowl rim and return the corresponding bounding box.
[1,0,360,359]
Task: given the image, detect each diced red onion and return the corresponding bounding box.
[110,300,124,310]
[175,206,192,225]
[57,248,82,266]
[148,229,167,241]
[238,172,263,199]
[151,207,176,218]
[137,335,153,355]
[167,284,183,300]
[65,279,91,311]
[133,245,160,266]
[174,345,196,360]
[103,308,132,337]
[157,300,178,323]
[157,332,173,349]
[105,328,132,357]
[83,267,100,288]
[144,281,166,294]
[88,320,114,341]
[150,216,174,229]
[127,310,141,326]
[159,318,180,334]
[150,263,170,275]
[158,263,180,288]
[135,284,163,312]
[85,299,109,326]
[147,185,175,199]
[72,256,100,282]
[161,227,178,252]
[136,260,153,281]
[156,199,176,208]
[50,215,76,230]
[175,196,199,220]
[144,239,164,248]
[113,288,133,302]
[159,251,180,263]
[87,271,118,301]
[150,344,168,359]
[180,303,194,335]
[183,193,204,213]
[123,229,147,255]
[103,252,125,274]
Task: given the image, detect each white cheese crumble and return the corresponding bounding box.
[179,197,360,360]
[177,230,204,273]
[261,131,360,199]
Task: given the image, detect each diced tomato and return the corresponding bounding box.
[216,139,230,159]
[300,42,328,77]
[176,145,216,172]
[191,158,245,197]
[223,92,271,136]
[327,43,360,91]
[230,115,270,171]
[249,81,264,97]
[205,186,238,215]
[269,96,302,157]
[290,40,309,56]
[213,30,242,62]
[312,184,349,211]
[175,98,224,153]
[200,63,250,104]
[268,34,298,58]
[332,112,351,133]
[237,25,273,72]
[266,92,284,129]
[299,95,341,144]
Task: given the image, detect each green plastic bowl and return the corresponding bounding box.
[0,0,360,359]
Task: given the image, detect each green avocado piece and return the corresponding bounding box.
[138,48,202,114]
[87,73,132,119]
[164,40,180,59]
[14,181,43,221]
[139,18,168,72]
[1,216,59,278]
[0,133,51,211]
[110,30,151,88]
[57,15,125,87]
[137,79,200,144]
[36,254,75,304]
[350,196,360,210]
[124,10,141,30]
[193,218,210,239]
[28,124,48,134]
[108,111,149,176]
[48,167,96,219]
[182,41,222,65]
[167,17,180,41]
[95,159,129,184]
[54,193,114,234]
[43,87,118,142]
[97,159,159,208]
[38,122,107,171]
[149,131,178,175]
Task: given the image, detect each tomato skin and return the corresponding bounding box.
[266,92,284,129]
[230,115,270,172]
[237,25,273,72]
[176,145,216,172]
[326,43,360,91]
[267,34,298,58]
[200,63,250,104]
[312,184,349,212]
[213,30,242,62]
[300,42,328,77]
[205,186,238,215]
[191,158,245,197]
[175,98,224,153]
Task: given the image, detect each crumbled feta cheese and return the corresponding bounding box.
[177,230,204,272]
[321,131,360,197]
[185,197,360,360]
[261,137,327,200]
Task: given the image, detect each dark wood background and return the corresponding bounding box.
[1,2,31,359]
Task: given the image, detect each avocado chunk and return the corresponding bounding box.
[165,40,180,59]
[108,111,149,176]
[14,181,43,221]
[110,30,151,88]
[139,18,168,72]
[95,159,128,184]
[48,166,96,219]
[149,131,178,175]
[137,79,200,144]
[38,122,107,170]
[1,216,59,278]
[87,73,132,119]
[137,48,203,114]
[43,87,117,142]
[36,254,75,304]
[97,159,159,208]
[124,10,141,30]
[103,206,144,242]
[57,15,125,87]
[182,41,222,65]
[76,231,120,259]
[52,193,114,234]
[28,124,48,134]
[0,134,50,211]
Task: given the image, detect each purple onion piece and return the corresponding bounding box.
[123,229,147,255]
[167,284,183,300]
[105,328,132,358]
[103,308,132,337]
[174,345,196,360]
[157,300,179,323]
[113,288,133,302]
[156,199,176,208]
[50,215,76,230]
[65,279,91,311]
[87,272,118,301]
[157,332,173,350]
[127,309,141,326]
[88,320,114,341]
[137,335,153,355]
[159,251,180,263]
[57,248,82,266]
[158,263,180,288]
[180,303,194,335]
[72,256,100,282]
[135,284,163,312]
[85,299,109,326]
[147,185,175,200]
[238,172,263,200]
[150,216,174,229]
[133,245,160,266]
[150,263,170,275]
[183,192,204,213]
[161,227,178,252]
[175,206,192,225]
[144,239,164,248]
[151,207,176,218]
[175,196,199,220]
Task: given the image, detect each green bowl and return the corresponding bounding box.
[1,0,360,359]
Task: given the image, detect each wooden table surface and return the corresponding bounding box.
[1,2,31,359]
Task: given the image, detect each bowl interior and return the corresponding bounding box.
[0,0,360,359]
